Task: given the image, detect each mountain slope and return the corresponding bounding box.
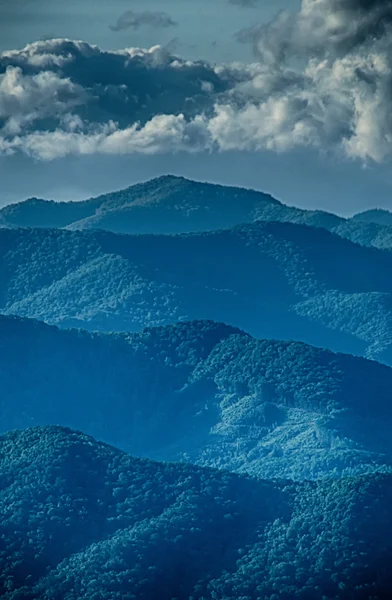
[2,222,392,361]
[3,175,392,251]
[1,425,392,599]
[353,208,392,227]
[2,314,392,480]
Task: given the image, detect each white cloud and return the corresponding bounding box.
[0,65,85,136]
[5,115,212,160]
[2,3,392,164]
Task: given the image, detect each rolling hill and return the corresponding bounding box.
[1,425,392,599]
[2,314,392,480]
[3,175,392,250]
[2,222,392,361]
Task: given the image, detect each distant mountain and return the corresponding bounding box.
[3,175,392,250]
[3,314,392,480]
[2,222,392,361]
[353,208,392,227]
[0,175,282,234]
[0,197,97,229]
[1,425,392,599]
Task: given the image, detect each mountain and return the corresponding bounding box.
[0,175,281,235]
[353,208,392,227]
[3,175,392,250]
[2,222,392,362]
[1,425,392,599]
[331,219,392,250]
[3,314,392,480]
[0,197,97,229]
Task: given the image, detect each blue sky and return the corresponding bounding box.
[0,0,295,62]
[1,0,392,216]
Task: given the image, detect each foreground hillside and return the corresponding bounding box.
[3,175,392,250]
[2,315,392,480]
[1,425,392,599]
[2,222,392,361]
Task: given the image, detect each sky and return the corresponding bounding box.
[0,0,295,62]
[1,0,392,215]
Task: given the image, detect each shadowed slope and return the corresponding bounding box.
[2,314,392,480]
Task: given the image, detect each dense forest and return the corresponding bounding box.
[2,314,392,480]
[3,176,392,251]
[1,425,392,600]
[2,221,392,361]
[2,177,392,597]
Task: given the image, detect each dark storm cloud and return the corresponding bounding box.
[110,10,177,32]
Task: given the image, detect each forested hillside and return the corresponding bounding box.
[2,314,392,480]
[1,425,392,599]
[3,176,392,250]
[0,176,280,234]
[2,222,392,361]
[3,180,392,597]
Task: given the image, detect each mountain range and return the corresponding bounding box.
[1,425,392,599]
[2,175,392,249]
[3,174,392,597]
[3,313,392,480]
[2,219,392,362]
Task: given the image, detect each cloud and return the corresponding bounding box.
[0,65,86,136]
[0,39,229,128]
[0,39,233,159]
[7,114,212,160]
[110,11,177,32]
[238,0,392,60]
[3,3,392,164]
[0,39,253,160]
[231,0,392,161]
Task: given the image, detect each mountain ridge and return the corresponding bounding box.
[1,424,392,599]
[0,175,281,234]
[2,220,392,362]
[2,313,392,480]
[6,174,392,249]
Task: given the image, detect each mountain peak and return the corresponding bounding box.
[2,176,350,238]
[149,174,187,183]
[0,175,285,234]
